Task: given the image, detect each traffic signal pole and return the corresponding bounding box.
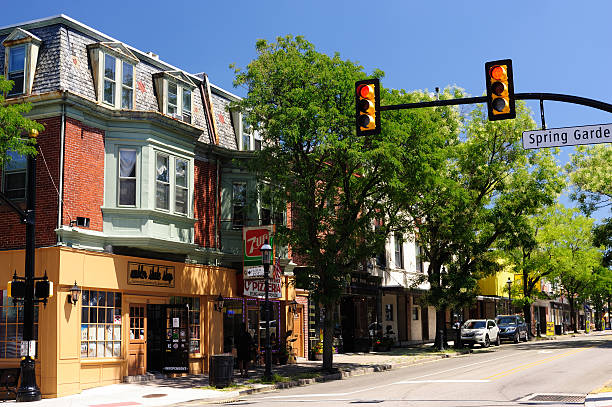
[379,93,612,114]
[17,151,42,402]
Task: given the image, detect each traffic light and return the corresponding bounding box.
[355,79,381,136]
[485,59,515,121]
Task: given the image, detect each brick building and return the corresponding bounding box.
[0,15,300,397]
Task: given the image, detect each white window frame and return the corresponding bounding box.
[394,236,404,269]
[165,80,192,123]
[155,152,170,211]
[152,151,190,215]
[99,51,134,109]
[174,158,189,215]
[7,45,26,96]
[121,61,134,109]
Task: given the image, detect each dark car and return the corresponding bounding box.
[496,315,528,343]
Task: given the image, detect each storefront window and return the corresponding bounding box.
[81,290,121,358]
[223,299,244,353]
[170,297,201,353]
[0,290,38,358]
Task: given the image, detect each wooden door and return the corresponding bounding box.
[293,305,304,358]
[128,304,147,376]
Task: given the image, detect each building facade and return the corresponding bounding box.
[0,15,299,398]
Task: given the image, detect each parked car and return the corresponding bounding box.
[496,314,528,343]
[461,319,500,348]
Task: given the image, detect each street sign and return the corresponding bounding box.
[522,123,612,149]
[244,265,269,279]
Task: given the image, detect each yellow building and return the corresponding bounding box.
[0,246,296,398]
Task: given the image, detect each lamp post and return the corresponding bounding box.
[506,277,512,315]
[260,240,272,381]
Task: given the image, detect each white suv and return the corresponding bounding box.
[461,319,500,348]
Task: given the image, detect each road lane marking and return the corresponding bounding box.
[485,346,593,380]
[258,352,523,399]
[395,379,491,384]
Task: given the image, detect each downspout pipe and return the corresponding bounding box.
[57,93,66,243]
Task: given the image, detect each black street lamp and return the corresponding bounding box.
[260,240,273,381]
[506,277,512,315]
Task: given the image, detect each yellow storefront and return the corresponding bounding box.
[0,245,294,398]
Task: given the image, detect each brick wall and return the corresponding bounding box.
[0,117,61,249]
[194,159,217,248]
[61,117,104,231]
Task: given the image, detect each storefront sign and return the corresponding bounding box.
[243,225,275,272]
[244,278,282,299]
[127,262,175,287]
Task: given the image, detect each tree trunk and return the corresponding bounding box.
[434,307,447,350]
[322,305,335,371]
[568,297,576,333]
[522,270,532,339]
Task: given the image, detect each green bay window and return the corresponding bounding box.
[175,159,188,214]
[118,148,137,206]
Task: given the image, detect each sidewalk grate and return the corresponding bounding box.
[523,393,585,403]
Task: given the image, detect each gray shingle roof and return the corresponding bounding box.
[0,16,247,150]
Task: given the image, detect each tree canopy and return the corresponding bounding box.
[0,76,42,166]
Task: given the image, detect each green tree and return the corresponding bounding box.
[232,36,406,370]
[390,98,563,346]
[567,144,611,214]
[0,76,42,167]
[547,206,602,332]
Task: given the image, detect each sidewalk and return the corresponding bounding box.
[0,347,461,406]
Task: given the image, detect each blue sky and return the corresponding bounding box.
[2,0,610,219]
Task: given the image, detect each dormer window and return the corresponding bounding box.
[2,28,42,97]
[153,72,195,124]
[88,42,138,110]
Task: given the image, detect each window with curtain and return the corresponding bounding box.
[156,153,170,210]
[7,45,25,96]
[81,290,122,358]
[118,148,137,206]
[0,290,38,358]
[175,159,188,215]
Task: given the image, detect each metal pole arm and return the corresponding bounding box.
[0,191,28,223]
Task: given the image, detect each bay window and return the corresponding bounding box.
[232,182,247,228]
[154,152,190,214]
[175,159,188,215]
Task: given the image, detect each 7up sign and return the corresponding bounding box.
[243,225,275,278]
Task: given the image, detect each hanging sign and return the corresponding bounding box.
[243,225,282,298]
[244,278,282,299]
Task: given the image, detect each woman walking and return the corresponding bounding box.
[236,323,253,378]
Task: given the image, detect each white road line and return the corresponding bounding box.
[395,379,491,384]
[257,352,523,399]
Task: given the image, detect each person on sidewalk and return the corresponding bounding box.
[237,323,254,378]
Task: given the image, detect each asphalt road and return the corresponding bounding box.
[223,333,612,407]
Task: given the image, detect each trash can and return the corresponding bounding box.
[209,354,234,388]
[555,325,562,335]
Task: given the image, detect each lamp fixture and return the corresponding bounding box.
[67,281,81,305]
[214,294,224,312]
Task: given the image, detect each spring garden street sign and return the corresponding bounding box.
[522,123,612,149]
